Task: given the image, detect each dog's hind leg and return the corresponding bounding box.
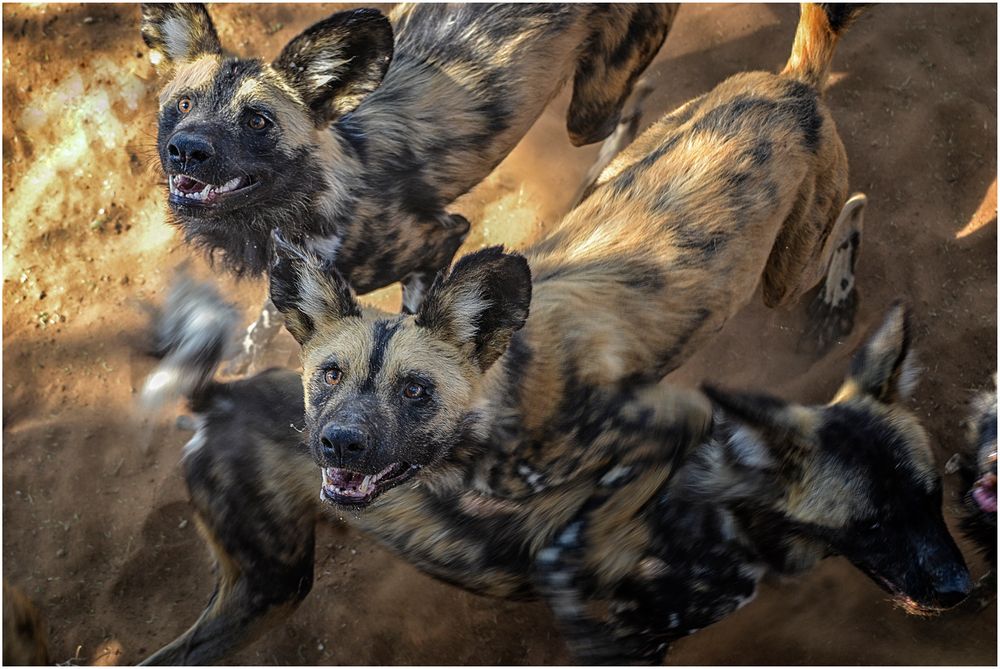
[141,386,318,665]
[571,79,654,209]
[801,193,867,353]
[566,5,677,146]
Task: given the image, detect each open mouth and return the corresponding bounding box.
[168,173,257,205]
[971,472,997,513]
[320,462,420,507]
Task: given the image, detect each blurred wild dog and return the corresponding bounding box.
[140,2,678,371]
[3,581,49,666]
[948,375,997,605]
[138,6,971,663]
[141,283,970,664]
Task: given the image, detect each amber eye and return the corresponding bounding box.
[402,382,426,400]
[247,114,268,130]
[323,368,342,386]
[177,97,193,113]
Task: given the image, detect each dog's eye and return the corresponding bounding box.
[247,114,268,130]
[402,382,427,400]
[323,368,342,386]
[177,97,193,114]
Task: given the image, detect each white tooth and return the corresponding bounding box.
[361,475,373,492]
[223,177,240,191]
[201,183,213,196]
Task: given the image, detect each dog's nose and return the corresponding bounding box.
[933,569,972,609]
[167,132,215,170]
[318,425,367,467]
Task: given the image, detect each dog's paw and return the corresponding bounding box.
[799,285,858,355]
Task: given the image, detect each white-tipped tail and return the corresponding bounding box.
[140,270,240,413]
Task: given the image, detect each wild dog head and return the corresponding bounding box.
[702,303,972,613]
[141,3,394,275]
[951,376,997,566]
[270,234,531,507]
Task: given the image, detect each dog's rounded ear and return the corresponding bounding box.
[833,301,919,404]
[272,8,393,125]
[416,246,532,371]
[269,230,361,346]
[141,3,222,69]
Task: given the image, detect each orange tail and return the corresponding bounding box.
[782,3,867,91]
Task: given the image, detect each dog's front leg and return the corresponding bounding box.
[223,299,283,376]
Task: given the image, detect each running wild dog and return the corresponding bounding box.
[139,6,970,664]
[142,285,970,664]
[140,3,678,371]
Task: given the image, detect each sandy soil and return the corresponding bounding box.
[2,3,996,665]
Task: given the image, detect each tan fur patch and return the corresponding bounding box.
[159,55,221,107]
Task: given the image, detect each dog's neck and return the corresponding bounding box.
[676,419,832,577]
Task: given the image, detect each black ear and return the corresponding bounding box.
[836,301,918,404]
[140,3,222,66]
[416,246,532,371]
[272,8,393,125]
[268,231,361,345]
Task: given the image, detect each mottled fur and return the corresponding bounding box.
[136,6,971,664]
[141,284,969,664]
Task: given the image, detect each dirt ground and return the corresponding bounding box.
[2,3,996,665]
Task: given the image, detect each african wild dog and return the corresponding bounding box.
[947,376,997,606]
[138,6,970,664]
[140,2,679,372]
[141,280,970,664]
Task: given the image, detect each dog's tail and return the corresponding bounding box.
[3,581,49,666]
[781,3,868,91]
[140,269,239,413]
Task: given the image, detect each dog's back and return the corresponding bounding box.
[502,5,864,419]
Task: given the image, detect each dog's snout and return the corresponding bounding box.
[318,425,368,466]
[932,565,972,609]
[168,132,215,170]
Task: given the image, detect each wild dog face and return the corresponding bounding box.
[965,379,998,516]
[141,4,393,275]
[270,235,531,507]
[705,303,972,612]
[952,377,997,567]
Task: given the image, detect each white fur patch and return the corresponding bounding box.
[181,415,208,459]
[308,56,351,90]
[447,285,488,344]
[305,234,343,262]
[728,425,774,469]
[896,350,921,400]
[162,16,192,61]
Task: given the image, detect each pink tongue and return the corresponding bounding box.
[972,480,997,513]
[175,175,204,194]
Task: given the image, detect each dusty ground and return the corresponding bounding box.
[2,3,997,665]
